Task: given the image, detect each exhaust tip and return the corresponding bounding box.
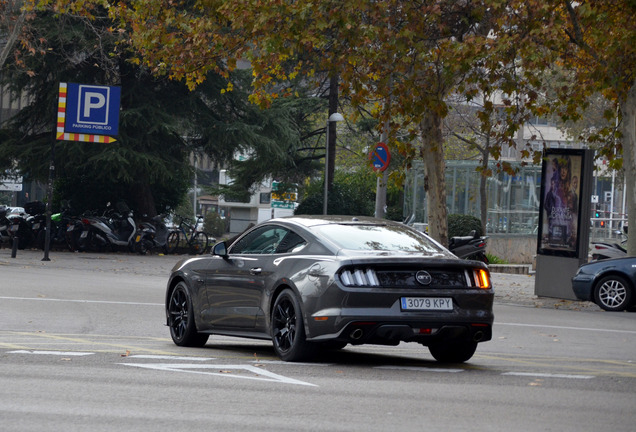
[473,331,484,342]
[350,328,364,340]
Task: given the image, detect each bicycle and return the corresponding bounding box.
[166,215,209,255]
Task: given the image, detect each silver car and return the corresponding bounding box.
[165,215,494,363]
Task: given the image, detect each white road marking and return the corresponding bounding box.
[120,363,318,387]
[497,322,636,335]
[376,365,464,373]
[8,350,94,356]
[127,355,214,361]
[0,296,161,306]
[502,372,594,379]
[251,360,333,366]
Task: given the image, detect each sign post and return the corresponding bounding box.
[370,142,391,218]
[44,82,121,261]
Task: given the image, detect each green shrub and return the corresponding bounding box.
[486,253,508,264]
[447,214,483,238]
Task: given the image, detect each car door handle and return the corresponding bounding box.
[250,267,262,275]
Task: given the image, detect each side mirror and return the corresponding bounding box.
[212,242,228,258]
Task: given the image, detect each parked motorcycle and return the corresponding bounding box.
[77,201,136,252]
[132,214,170,254]
[39,201,84,251]
[448,230,489,263]
[24,201,47,250]
[590,230,627,261]
[6,206,34,250]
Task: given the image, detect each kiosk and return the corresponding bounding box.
[535,149,594,299]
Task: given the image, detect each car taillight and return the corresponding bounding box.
[340,268,380,287]
[474,269,491,289]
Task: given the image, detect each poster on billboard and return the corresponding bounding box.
[537,149,587,258]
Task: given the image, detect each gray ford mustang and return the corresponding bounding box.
[165,215,494,363]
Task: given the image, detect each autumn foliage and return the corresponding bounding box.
[12,0,636,251]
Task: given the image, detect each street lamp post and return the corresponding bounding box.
[323,112,344,215]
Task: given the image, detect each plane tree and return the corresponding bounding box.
[536,1,636,255]
[21,0,635,250]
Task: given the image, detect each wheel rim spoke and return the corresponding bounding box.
[169,289,189,338]
[273,299,296,351]
[600,281,626,307]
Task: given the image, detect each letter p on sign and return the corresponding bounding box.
[63,82,121,136]
[78,86,110,125]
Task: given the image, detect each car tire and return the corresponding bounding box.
[594,275,633,312]
[167,282,209,347]
[271,289,315,362]
[428,340,478,363]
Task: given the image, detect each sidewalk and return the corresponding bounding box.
[0,248,601,312]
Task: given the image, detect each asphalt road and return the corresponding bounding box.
[1,249,635,431]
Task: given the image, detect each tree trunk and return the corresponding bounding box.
[420,111,448,246]
[129,181,156,217]
[621,80,636,256]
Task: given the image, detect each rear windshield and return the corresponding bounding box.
[312,223,448,254]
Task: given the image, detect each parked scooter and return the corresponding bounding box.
[132,214,170,254]
[77,201,136,252]
[448,230,489,263]
[590,229,628,261]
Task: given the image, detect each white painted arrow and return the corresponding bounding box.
[120,363,318,387]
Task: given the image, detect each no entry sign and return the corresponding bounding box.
[369,142,391,172]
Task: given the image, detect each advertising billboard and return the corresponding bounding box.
[537,149,588,258]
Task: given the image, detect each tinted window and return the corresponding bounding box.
[230,226,306,255]
[313,224,446,253]
[276,231,307,253]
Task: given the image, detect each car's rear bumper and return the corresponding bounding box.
[320,321,493,346]
[305,293,494,346]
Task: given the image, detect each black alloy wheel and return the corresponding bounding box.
[594,275,633,311]
[428,340,478,363]
[271,289,314,362]
[167,282,209,347]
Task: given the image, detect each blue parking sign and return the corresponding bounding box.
[65,83,120,136]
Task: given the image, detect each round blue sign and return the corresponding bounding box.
[370,142,391,172]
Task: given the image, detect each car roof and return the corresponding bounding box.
[268,215,398,228]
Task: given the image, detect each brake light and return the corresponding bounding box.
[474,269,491,289]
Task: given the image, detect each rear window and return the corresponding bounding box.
[313,224,447,254]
